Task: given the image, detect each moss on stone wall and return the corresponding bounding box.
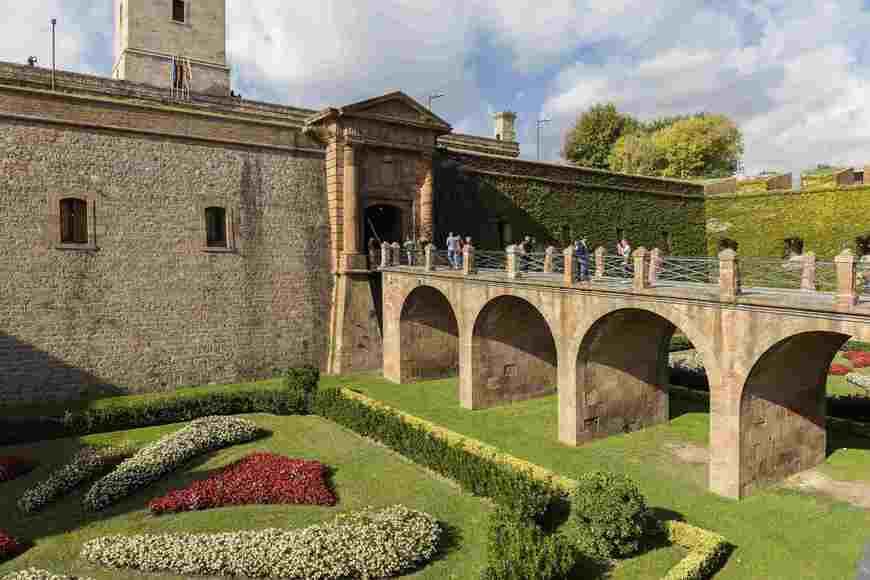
[705,185,870,258]
[435,153,707,254]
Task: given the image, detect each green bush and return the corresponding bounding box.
[0,382,305,446]
[276,365,320,413]
[313,388,558,520]
[563,470,652,560]
[480,506,577,580]
[669,334,694,352]
[661,520,731,580]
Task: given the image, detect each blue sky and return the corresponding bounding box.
[3,1,870,178]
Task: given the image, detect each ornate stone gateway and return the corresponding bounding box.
[304,92,452,373]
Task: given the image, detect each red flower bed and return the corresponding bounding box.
[829,363,852,375]
[0,530,24,561]
[844,351,870,368]
[0,456,35,483]
[149,452,336,515]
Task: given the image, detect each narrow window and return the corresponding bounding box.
[783,237,803,258]
[172,0,185,23]
[60,198,88,244]
[856,234,870,257]
[718,238,738,252]
[205,207,227,247]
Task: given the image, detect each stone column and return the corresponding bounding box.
[419,155,434,243]
[563,247,575,286]
[800,252,816,291]
[544,246,556,273]
[342,143,364,270]
[506,245,520,279]
[380,242,390,269]
[424,244,435,271]
[649,248,660,286]
[633,247,650,290]
[391,242,401,266]
[718,248,740,302]
[594,246,605,279]
[835,249,857,310]
[462,244,476,275]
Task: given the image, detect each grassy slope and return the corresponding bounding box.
[322,373,870,580]
[0,414,492,580]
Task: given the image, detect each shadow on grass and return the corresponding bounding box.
[827,423,870,457]
[427,520,463,567]
[669,388,710,420]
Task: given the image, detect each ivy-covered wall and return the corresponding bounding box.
[705,185,870,258]
[434,150,707,255]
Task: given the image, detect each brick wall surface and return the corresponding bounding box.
[0,119,330,405]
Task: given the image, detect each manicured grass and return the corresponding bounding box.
[323,373,870,580]
[0,414,491,580]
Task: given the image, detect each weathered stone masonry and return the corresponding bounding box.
[0,70,330,404]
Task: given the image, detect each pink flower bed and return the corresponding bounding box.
[844,351,870,368]
[830,363,852,375]
[149,452,336,515]
[0,530,24,561]
[0,457,35,483]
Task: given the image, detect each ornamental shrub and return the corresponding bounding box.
[83,416,260,511]
[81,505,440,579]
[563,470,652,560]
[1,569,95,580]
[480,506,577,580]
[18,446,131,513]
[277,365,320,413]
[149,452,336,514]
[829,363,852,375]
[0,457,35,483]
[0,531,24,562]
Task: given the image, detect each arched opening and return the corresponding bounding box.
[576,309,681,442]
[398,286,459,382]
[365,204,403,249]
[471,296,557,408]
[739,331,849,496]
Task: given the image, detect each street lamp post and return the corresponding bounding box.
[536,118,551,161]
[50,18,57,91]
[427,92,445,111]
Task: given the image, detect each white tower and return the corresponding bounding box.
[113,0,231,97]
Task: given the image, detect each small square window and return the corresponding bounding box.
[172,0,185,23]
[60,198,88,244]
[205,206,227,248]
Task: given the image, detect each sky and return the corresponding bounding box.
[3,1,870,178]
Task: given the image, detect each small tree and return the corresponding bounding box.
[608,132,664,175]
[652,114,743,179]
[563,103,639,169]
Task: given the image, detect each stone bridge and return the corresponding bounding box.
[380,244,870,498]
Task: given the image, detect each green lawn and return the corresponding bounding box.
[0,414,492,580]
[322,373,870,580]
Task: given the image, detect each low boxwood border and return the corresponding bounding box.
[324,387,732,580]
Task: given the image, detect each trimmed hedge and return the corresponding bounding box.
[661,520,730,580]
[0,381,303,446]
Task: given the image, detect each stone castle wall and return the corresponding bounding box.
[0,82,330,405]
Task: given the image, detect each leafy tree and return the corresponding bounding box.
[608,132,664,175]
[562,103,639,169]
[651,114,743,179]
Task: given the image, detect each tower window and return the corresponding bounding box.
[60,198,88,244]
[172,0,186,23]
[783,237,804,258]
[205,207,227,247]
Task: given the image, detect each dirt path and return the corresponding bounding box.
[664,442,870,509]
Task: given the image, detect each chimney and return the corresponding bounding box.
[494,111,517,142]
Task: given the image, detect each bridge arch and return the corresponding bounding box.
[570,305,719,443]
[468,295,558,408]
[737,330,850,496]
[395,285,460,383]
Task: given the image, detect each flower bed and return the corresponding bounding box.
[846,373,870,390]
[844,351,870,368]
[0,457,36,483]
[18,446,131,514]
[829,363,852,375]
[82,416,260,511]
[1,569,95,580]
[0,531,24,562]
[81,504,440,579]
[149,452,336,514]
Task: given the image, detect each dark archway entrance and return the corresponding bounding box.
[399,286,459,382]
[365,204,403,248]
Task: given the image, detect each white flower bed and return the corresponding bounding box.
[81,504,441,579]
[18,446,131,513]
[846,373,870,391]
[1,569,94,580]
[82,416,259,511]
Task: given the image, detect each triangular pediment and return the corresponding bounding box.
[341,91,451,131]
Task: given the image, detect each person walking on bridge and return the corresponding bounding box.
[575,238,589,282]
[446,232,460,269]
